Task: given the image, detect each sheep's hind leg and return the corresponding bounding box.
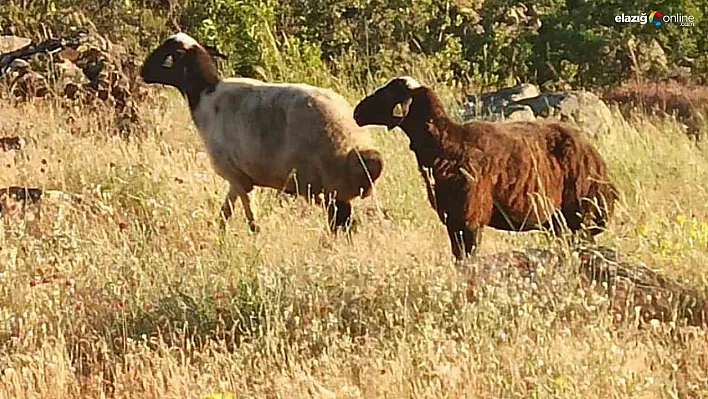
[220,183,259,233]
[558,208,598,247]
[464,226,483,258]
[447,225,483,261]
[327,200,353,233]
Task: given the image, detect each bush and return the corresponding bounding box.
[1,0,705,89]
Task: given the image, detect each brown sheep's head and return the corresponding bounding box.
[348,149,383,198]
[353,76,422,129]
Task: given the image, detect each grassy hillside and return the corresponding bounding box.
[1,0,708,397]
[1,81,708,397]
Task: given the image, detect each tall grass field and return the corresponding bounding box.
[1,70,708,398]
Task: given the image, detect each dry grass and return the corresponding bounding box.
[1,86,708,399]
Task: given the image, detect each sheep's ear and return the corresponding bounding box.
[392,103,405,118]
[392,97,413,118]
[162,54,175,68]
[167,48,186,68]
[204,44,227,60]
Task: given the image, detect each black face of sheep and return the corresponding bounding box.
[141,34,191,89]
[353,77,421,129]
[140,33,220,109]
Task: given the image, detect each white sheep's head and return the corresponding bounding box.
[141,33,199,90]
[353,76,422,129]
[140,33,226,92]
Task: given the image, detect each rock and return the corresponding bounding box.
[9,58,29,70]
[459,244,708,327]
[465,83,540,115]
[630,37,669,77]
[1,32,145,136]
[10,69,50,100]
[494,104,536,121]
[464,84,614,136]
[58,46,81,63]
[3,59,31,86]
[55,58,90,99]
[516,91,614,136]
[0,35,31,53]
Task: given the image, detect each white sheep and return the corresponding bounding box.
[140,33,383,232]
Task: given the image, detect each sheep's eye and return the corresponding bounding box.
[392,102,405,118]
[162,55,174,68]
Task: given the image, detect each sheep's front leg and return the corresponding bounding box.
[447,225,483,261]
[220,184,259,233]
[418,166,437,211]
[327,200,352,233]
[464,226,483,258]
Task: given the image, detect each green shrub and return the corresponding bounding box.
[1,0,705,88]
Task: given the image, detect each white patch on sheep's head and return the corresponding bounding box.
[168,32,200,49]
[372,76,422,94]
[398,76,422,89]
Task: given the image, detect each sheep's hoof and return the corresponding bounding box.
[330,217,357,235]
[453,250,478,264]
[248,221,260,234]
[330,223,355,244]
[216,215,229,229]
[347,218,361,234]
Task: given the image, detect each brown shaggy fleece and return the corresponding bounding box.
[355,77,618,259]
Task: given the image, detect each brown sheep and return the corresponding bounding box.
[353,77,618,260]
[140,33,383,232]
